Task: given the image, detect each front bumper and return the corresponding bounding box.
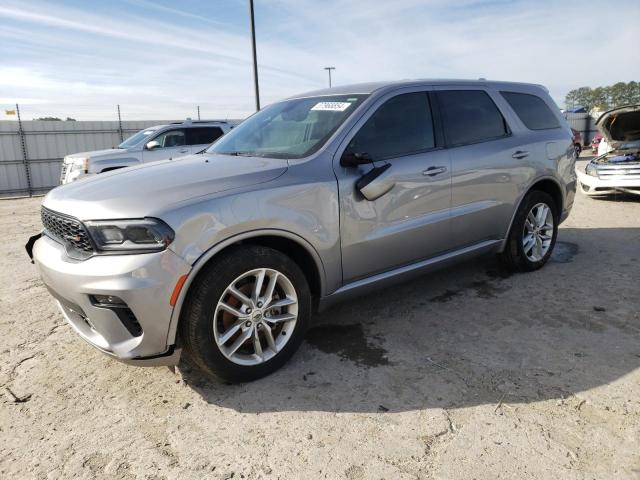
[577,170,640,196]
[33,234,191,365]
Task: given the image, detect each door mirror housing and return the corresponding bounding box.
[340,151,372,167]
[145,140,161,151]
[356,164,394,201]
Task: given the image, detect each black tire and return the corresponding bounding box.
[499,190,558,272]
[180,245,311,383]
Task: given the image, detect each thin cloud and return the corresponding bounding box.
[1,0,638,120]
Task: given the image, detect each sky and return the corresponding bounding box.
[1,0,638,121]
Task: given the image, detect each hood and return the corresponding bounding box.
[44,153,288,219]
[596,105,640,143]
[65,148,130,161]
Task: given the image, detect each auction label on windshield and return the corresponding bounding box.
[311,101,352,111]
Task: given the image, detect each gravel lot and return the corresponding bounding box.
[1,157,639,479]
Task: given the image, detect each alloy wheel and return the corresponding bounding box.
[213,268,298,366]
[522,202,554,262]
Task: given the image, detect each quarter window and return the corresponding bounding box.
[436,90,509,146]
[187,127,224,145]
[345,92,435,161]
[501,91,561,130]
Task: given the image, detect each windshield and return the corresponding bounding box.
[118,127,161,149]
[207,94,368,159]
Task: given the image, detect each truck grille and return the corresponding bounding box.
[41,207,94,255]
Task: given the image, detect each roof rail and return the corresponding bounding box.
[169,119,229,125]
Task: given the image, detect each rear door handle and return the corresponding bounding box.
[512,150,529,159]
[422,166,447,177]
[179,149,189,154]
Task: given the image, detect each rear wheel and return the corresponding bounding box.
[500,190,558,272]
[180,245,311,382]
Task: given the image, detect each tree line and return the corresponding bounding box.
[565,81,640,111]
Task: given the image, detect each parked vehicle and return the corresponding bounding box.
[60,120,234,184]
[571,128,582,156]
[27,80,576,382]
[577,105,640,196]
[591,132,603,154]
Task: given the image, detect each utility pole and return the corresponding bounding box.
[197,105,201,120]
[248,0,260,111]
[16,103,32,197]
[324,67,335,88]
[117,104,123,142]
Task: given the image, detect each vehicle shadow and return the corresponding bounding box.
[180,226,640,413]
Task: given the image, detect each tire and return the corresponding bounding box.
[500,190,558,272]
[180,245,311,382]
[574,144,581,157]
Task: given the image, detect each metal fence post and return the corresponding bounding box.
[117,104,124,142]
[16,103,33,197]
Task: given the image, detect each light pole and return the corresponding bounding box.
[324,67,335,88]
[249,0,260,110]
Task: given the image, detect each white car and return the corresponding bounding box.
[577,105,640,196]
[60,120,235,184]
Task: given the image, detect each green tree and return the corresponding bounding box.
[565,81,640,111]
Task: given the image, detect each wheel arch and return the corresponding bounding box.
[166,229,326,346]
[499,176,564,252]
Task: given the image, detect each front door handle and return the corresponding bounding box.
[179,148,189,154]
[512,150,529,159]
[422,166,447,177]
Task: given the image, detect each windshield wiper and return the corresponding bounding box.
[221,151,256,157]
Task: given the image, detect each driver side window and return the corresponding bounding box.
[153,129,186,148]
[346,92,435,161]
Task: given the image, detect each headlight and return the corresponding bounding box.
[585,163,598,177]
[85,218,175,253]
[69,157,89,173]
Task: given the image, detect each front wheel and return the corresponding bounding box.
[500,190,558,272]
[180,245,311,382]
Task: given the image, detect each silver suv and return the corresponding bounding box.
[28,80,576,382]
[60,119,234,184]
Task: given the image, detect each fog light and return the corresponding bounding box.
[91,294,126,307]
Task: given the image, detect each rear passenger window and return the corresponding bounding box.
[501,91,560,130]
[436,90,509,146]
[187,127,224,145]
[346,92,435,161]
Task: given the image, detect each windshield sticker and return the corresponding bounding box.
[311,101,352,112]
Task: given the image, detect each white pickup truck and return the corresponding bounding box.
[60,119,235,184]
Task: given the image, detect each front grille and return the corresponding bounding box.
[41,207,94,255]
[597,163,640,180]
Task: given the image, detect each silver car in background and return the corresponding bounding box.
[60,119,234,184]
[29,79,576,382]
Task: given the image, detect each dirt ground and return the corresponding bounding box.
[1,157,639,479]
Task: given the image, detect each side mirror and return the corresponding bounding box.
[145,140,161,151]
[356,164,394,201]
[340,151,373,167]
